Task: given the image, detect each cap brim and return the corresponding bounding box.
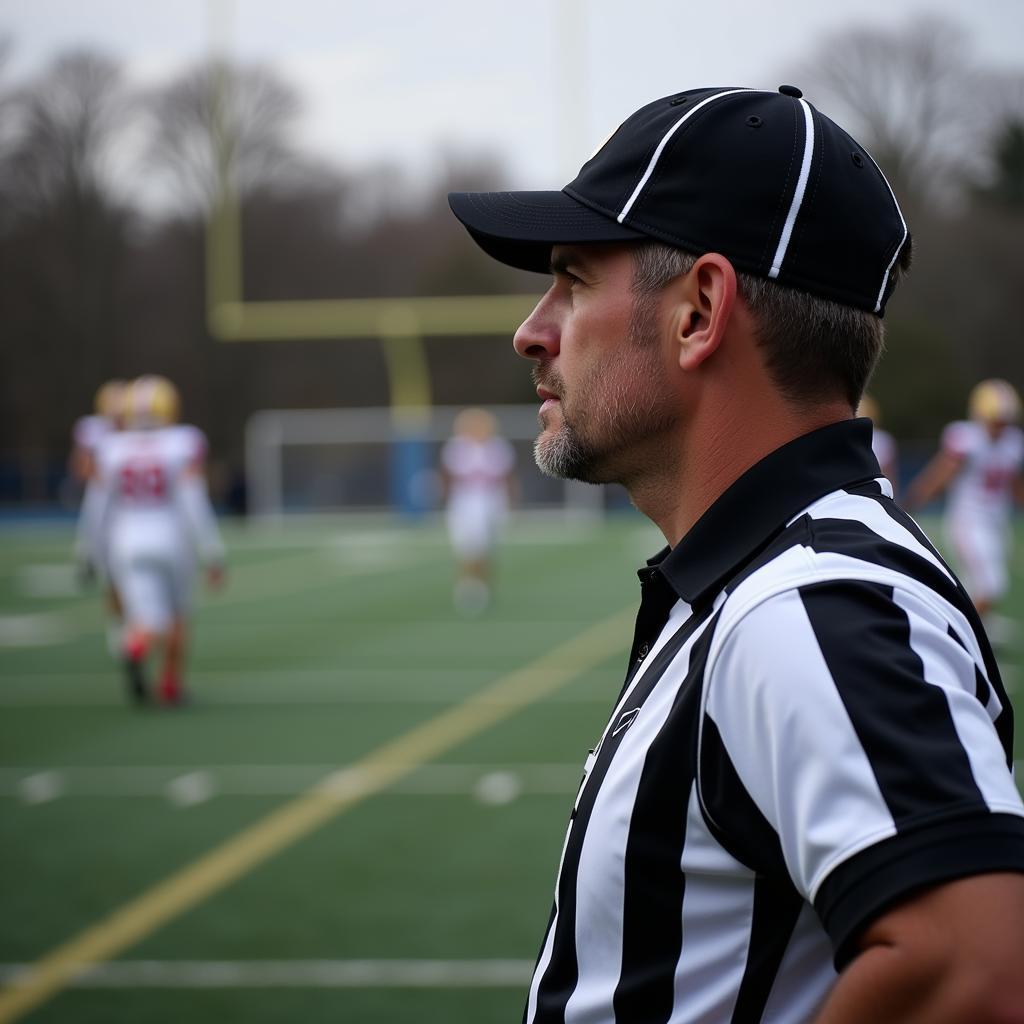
[448,190,646,273]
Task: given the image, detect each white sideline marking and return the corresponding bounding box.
[201,548,436,609]
[0,763,578,802]
[17,565,79,599]
[474,770,523,805]
[325,528,603,549]
[165,772,216,808]
[17,772,63,805]
[329,545,408,568]
[0,959,534,989]
[0,614,69,648]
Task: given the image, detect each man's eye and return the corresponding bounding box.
[550,267,584,290]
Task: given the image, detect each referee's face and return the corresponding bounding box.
[513,243,679,485]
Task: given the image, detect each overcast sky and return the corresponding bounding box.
[3,0,1023,190]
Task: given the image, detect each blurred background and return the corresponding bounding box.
[0,1,1022,1022]
[1,0,1022,508]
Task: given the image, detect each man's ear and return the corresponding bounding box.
[669,253,738,371]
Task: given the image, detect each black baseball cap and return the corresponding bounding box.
[448,86,910,315]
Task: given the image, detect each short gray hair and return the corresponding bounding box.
[630,241,901,409]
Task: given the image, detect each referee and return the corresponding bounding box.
[449,87,1024,1023]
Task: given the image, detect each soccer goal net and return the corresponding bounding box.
[244,405,620,519]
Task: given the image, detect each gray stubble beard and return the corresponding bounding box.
[534,416,590,481]
[532,292,675,485]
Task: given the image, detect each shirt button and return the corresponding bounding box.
[637,644,649,660]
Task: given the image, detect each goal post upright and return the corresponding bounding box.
[203,0,585,520]
[203,5,537,403]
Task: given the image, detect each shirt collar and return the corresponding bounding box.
[649,418,880,607]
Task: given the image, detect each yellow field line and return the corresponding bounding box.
[0,605,635,1022]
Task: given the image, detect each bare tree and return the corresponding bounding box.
[800,16,987,207]
[4,51,130,216]
[969,70,1024,209]
[0,50,134,491]
[0,37,18,234]
[144,59,309,213]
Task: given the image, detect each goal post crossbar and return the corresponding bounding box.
[210,296,540,342]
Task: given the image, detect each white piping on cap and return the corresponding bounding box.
[769,97,815,279]
[863,151,909,313]
[616,88,756,224]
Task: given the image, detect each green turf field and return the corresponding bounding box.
[0,514,1021,1024]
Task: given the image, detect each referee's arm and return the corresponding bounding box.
[815,872,1024,1023]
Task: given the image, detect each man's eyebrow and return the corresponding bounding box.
[549,250,586,276]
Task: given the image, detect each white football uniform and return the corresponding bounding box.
[72,415,118,571]
[73,414,114,456]
[941,420,1024,602]
[80,425,224,632]
[442,435,515,559]
[870,427,896,479]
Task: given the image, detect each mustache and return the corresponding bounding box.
[532,364,566,397]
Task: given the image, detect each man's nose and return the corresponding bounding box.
[513,294,561,361]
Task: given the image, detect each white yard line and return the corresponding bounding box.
[16,771,63,805]
[1,763,581,804]
[6,759,1017,805]
[165,772,217,808]
[0,667,612,706]
[16,565,80,599]
[191,548,438,611]
[0,959,534,989]
[2,543,441,647]
[0,614,72,648]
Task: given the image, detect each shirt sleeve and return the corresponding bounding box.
[73,416,107,452]
[701,581,1024,968]
[177,425,208,469]
[177,473,225,566]
[870,430,895,471]
[72,416,90,448]
[74,473,113,566]
[495,437,516,474]
[440,438,459,475]
[1011,427,1024,470]
[941,421,974,458]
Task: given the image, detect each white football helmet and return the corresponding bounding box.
[94,379,128,423]
[968,379,1021,425]
[127,375,180,429]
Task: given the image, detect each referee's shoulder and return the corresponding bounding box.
[705,485,961,663]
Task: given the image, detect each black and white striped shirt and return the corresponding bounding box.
[526,418,1024,1024]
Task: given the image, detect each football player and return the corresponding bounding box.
[72,379,128,654]
[70,379,128,484]
[906,379,1024,619]
[77,375,226,704]
[857,393,899,496]
[440,408,516,613]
